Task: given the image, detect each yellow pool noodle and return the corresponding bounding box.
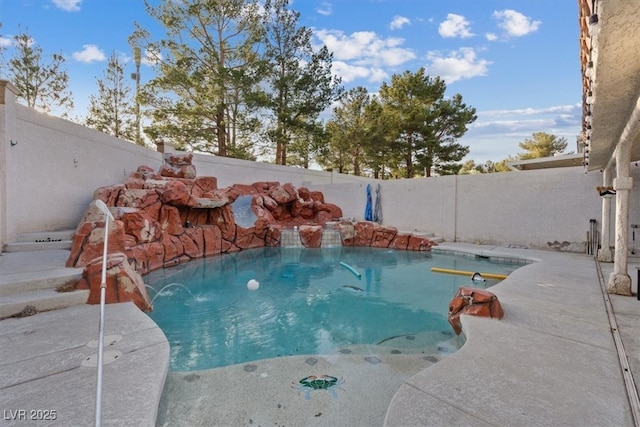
[430,267,508,280]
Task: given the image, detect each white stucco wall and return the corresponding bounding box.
[1,80,636,253]
[310,167,629,251]
[192,153,370,189]
[5,104,162,239]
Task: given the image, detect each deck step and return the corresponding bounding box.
[3,230,75,252]
[0,270,82,297]
[0,289,89,320]
[4,240,72,252]
[401,231,444,244]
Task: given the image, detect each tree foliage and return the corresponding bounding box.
[321,87,371,175]
[518,132,568,160]
[131,0,263,157]
[458,158,515,174]
[260,0,342,165]
[85,52,138,142]
[2,29,74,117]
[360,98,396,179]
[377,68,476,177]
[320,88,395,178]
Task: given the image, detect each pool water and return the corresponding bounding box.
[145,247,519,371]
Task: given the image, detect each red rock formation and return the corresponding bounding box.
[67,163,346,273]
[269,183,298,204]
[389,233,410,250]
[298,225,323,248]
[337,222,355,246]
[159,152,196,179]
[407,235,437,251]
[448,286,504,335]
[76,252,152,312]
[65,206,127,268]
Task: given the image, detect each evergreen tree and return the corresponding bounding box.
[85,52,138,143]
[3,30,74,117]
[518,132,568,159]
[322,119,351,173]
[362,98,395,179]
[378,68,476,177]
[458,160,484,175]
[494,156,517,172]
[322,87,371,175]
[261,0,342,165]
[131,0,263,157]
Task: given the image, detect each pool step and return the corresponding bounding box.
[0,288,89,319]
[0,269,82,297]
[3,230,75,252]
[0,250,87,319]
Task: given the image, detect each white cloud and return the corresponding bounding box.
[493,10,541,37]
[314,29,415,84]
[483,104,580,117]
[390,16,410,30]
[52,0,82,12]
[439,13,473,39]
[333,61,389,84]
[0,36,12,48]
[72,44,106,63]
[315,29,416,67]
[425,47,490,83]
[485,33,498,42]
[316,1,332,16]
[331,62,369,82]
[368,68,389,83]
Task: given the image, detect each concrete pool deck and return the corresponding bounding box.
[387,244,640,426]
[0,244,638,426]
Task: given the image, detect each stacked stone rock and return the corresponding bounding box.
[447,287,504,335]
[67,153,437,312]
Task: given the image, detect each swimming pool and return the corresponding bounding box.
[145,247,519,371]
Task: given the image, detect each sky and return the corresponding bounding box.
[0,0,582,165]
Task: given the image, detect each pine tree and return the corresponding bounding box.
[518,132,568,159]
[322,87,371,175]
[261,0,342,166]
[4,30,74,117]
[378,68,476,177]
[85,52,138,143]
[131,0,263,157]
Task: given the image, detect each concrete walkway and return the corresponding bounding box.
[0,244,638,426]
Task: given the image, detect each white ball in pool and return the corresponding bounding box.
[247,279,260,291]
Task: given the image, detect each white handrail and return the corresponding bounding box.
[93,200,114,427]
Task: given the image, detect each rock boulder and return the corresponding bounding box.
[448,286,504,335]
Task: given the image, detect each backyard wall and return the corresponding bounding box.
[1,80,636,252]
[309,167,634,251]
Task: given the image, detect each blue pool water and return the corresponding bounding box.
[145,247,520,371]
